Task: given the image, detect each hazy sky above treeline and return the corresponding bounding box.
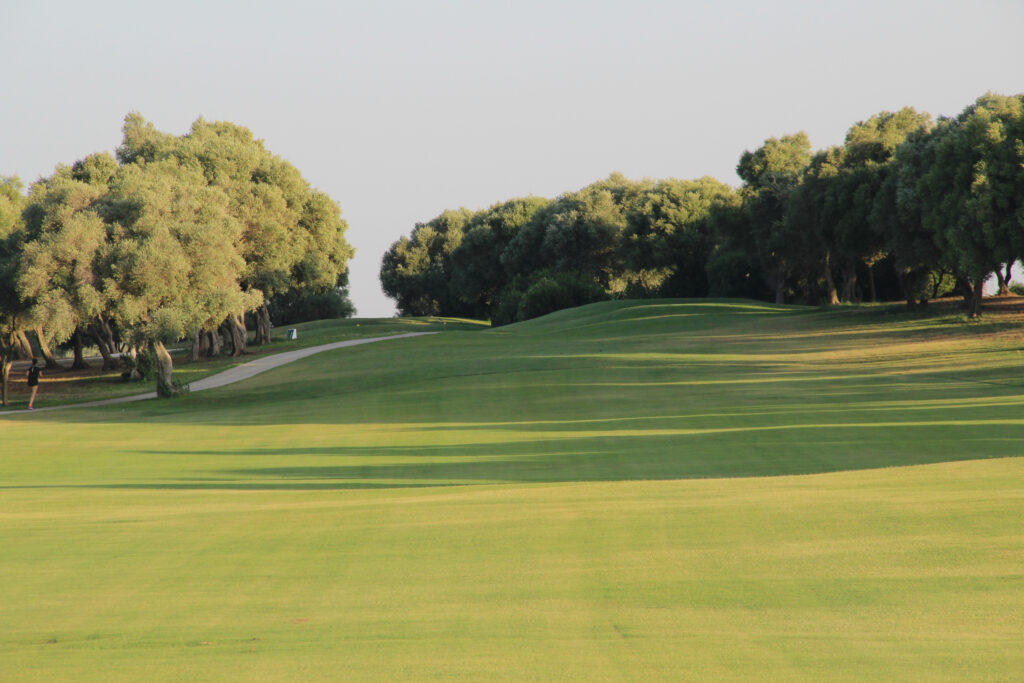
[3,0,1022,316]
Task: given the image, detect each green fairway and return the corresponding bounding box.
[2,300,1023,680]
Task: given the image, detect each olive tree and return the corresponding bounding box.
[118,114,355,351]
[18,156,115,369]
[98,159,260,395]
[0,176,28,405]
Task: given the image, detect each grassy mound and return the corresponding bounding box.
[2,299,1022,680]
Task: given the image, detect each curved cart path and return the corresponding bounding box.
[1,332,437,417]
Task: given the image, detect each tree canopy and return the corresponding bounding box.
[119,115,355,345]
[381,92,1024,323]
[1,113,355,399]
[0,176,28,405]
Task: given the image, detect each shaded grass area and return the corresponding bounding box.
[1,298,1023,680]
[0,316,484,411]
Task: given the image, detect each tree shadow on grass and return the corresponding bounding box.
[0,482,448,491]
[111,424,1024,490]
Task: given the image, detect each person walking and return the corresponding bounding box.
[26,358,41,410]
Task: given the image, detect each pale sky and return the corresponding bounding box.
[2,0,1022,316]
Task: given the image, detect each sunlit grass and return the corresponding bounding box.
[1,298,1023,680]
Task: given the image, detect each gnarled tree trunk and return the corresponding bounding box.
[191,329,205,362]
[90,317,118,370]
[191,327,226,360]
[0,354,11,407]
[995,270,1008,296]
[208,329,222,357]
[255,303,273,345]
[15,330,33,360]
[233,313,249,354]
[1,329,22,405]
[995,263,1012,295]
[965,274,985,318]
[34,327,60,370]
[93,332,114,370]
[152,340,179,397]
[219,319,233,356]
[71,329,88,370]
[221,314,249,357]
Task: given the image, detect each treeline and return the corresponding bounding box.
[380,92,1024,325]
[0,114,354,404]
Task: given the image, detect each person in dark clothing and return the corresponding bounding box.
[26,358,41,410]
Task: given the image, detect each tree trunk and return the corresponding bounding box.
[969,286,983,318]
[219,320,234,356]
[774,268,785,305]
[840,257,858,303]
[966,274,985,318]
[152,340,178,397]
[208,329,222,357]
[235,313,249,354]
[222,314,248,357]
[34,327,60,370]
[90,318,118,370]
[895,265,917,309]
[71,329,88,370]
[92,329,114,370]
[0,354,10,407]
[930,269,945,301]
[191,329,204,362]
[993,262,1013,295]
[996,269,1009,296]
[191,329,220,359]
[867,264,877,303]
[255,303,273,345]
[198,330,210,358]
[823,254,839,305]
[15,330,33,360]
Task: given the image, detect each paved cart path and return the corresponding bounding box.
[1,332,437,417]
